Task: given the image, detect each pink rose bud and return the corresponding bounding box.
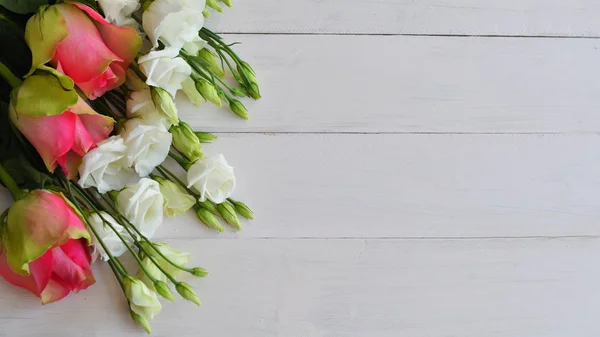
[0,190,95,304]
[25,3,142,99]
[10,68,114,178]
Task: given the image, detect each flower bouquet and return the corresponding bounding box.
[0,0,259,333]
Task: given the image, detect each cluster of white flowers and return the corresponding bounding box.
[83,154,236,262]
[98,0,207,97]
[78,123,172,191]
[82,0,237,260]
[139,0,207,97]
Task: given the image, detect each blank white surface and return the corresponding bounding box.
[0,238,599,337]
[207,0,600,37]
[180,35,600,133]
[156,133,600,239]
[1,2,599,337]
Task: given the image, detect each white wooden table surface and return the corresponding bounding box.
[2,1,600,336]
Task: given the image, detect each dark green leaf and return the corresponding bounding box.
[0,0,50,14]
[0,16,31,98]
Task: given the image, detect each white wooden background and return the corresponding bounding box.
[2,1,600,336]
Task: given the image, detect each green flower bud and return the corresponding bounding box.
[198,199,218,214]
[194,132,218,143]
[203,8,211,17]
[217,202,242,231]
[230,86,247,97]
[176,282,202,306]
[196,207,224,232]
[190,267,209,277]
[130,310,152,334]
[154,280,175,301]
[198,49,225,78]
[196,79,222,107]
[181,77,203,107]
[170,121,204,162]
[229,99,248,119]
[247,83,261,100]
[206,0,223,12]
[150,87,179,126]
[237,61,260,99]
[229,199,254,220]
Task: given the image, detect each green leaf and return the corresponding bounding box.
[0,0,50,14]
[3,156,52,189]
[14,69,77,117]
[25,5,68,74]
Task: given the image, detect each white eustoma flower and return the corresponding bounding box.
[126,89,171,128]
[125,276,162,319]
[142,0,206,50]
[97,0,140,26]
[78,136,136,194]
[187,154,236,204]
[88,212,133,261]
[121,118,172,177]
[183,36,207,56]
[138,48,192,97]
[116,178,164,238]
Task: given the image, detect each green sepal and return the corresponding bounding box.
[25,5,68,75]
[13,66,78,118]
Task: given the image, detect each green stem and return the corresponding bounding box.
[108,259,126,292]
[0,61,22,89]
[0,162,23,200]
[130,61,148,82]
[75,185,158,281]
[168,152,191,169]
[68,182,128,275]
[213,48,243,82]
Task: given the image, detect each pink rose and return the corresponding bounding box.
[11,97,114,179]
[0,190,95,304]
[26,3,142,99]
[10,69,114,179]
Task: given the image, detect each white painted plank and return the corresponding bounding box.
[1,238,598,336]
[206,0,600,37]
[2,134,596,239]
[180,35,600,133]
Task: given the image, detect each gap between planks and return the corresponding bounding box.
[217,32,600,40]
[157,235,600,241]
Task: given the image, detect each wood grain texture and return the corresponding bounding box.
[206,0,600,37]
[1,3,597,336]
[1,238,598,337]
[180,34,600,133]
[0,134,593,240]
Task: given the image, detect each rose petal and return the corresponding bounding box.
[74,3,141,69]
[12,112,77,172]
[0,249,52,297]
[53,4,121,84]
[40,275,71,305]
